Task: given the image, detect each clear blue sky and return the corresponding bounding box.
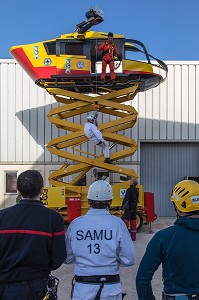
[1,0,198,60]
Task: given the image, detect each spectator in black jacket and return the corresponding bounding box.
[0,170,66,299]
[121,178,139,241]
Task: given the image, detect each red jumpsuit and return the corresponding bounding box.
[97,41,117,81]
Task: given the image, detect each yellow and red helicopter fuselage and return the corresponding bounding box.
[10,31,167,92]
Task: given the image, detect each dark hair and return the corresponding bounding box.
[108,32,113,37]
[88,200,111,209]
[17,170,43,199]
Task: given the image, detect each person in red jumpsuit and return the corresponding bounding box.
[97,32,118,83]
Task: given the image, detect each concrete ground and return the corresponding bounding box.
[53,217,176,300]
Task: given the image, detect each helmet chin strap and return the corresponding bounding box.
[173,204,180,218]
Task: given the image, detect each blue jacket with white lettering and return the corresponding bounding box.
[65,208,135,276]
[136,217,199,299]
[0,199,67,283]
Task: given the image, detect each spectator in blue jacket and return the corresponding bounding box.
[136,180,199,300]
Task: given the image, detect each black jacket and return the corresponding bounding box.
[0,199,66,283]
[122,186,139,211]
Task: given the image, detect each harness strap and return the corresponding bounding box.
[94,281,104,300]
[71,276,75,299]
[102,42,115,58]
[102,58,114,63]
[72,274,120,300]
[105,41,115,53]
[74,274,120,284]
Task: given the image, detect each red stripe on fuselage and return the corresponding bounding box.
[56,69,90,75]
[11,48,90,81]
[11,48,56,81]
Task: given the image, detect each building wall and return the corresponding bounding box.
[140,142,199,216]
[0,59,199,212]
[136,62,199,141]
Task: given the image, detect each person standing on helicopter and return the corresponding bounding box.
[84,114,112,164]
[97,32,118,83]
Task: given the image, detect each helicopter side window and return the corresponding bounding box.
[44,42,56,55]
[60,42,83,55]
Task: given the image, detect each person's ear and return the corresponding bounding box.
[39,187,44,196]
[108,200,112,207]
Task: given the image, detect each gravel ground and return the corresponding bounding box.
[53,217,176,300]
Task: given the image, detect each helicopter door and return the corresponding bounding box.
[90,39,123,74]
[56,40,90,75]
[90,40,99,74]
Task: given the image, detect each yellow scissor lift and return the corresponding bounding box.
[42,84,146,227]
[10,9,167,229]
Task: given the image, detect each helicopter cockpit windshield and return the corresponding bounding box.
[124,40,151,63]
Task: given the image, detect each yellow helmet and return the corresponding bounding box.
[170,180,199,213]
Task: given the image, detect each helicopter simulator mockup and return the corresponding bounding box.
[10,8,167,93]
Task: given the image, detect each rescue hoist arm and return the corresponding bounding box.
[76,7,104,33]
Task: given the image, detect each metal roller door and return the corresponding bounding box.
[140,142,199,216]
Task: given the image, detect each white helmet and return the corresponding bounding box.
[87,114,95,121]
[88,180,113,201]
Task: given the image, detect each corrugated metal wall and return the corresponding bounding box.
[0,59,54,163]
[140,142,199,216]
[1,59,199,214]
[1,60,199,164]
[135,61,199,141]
